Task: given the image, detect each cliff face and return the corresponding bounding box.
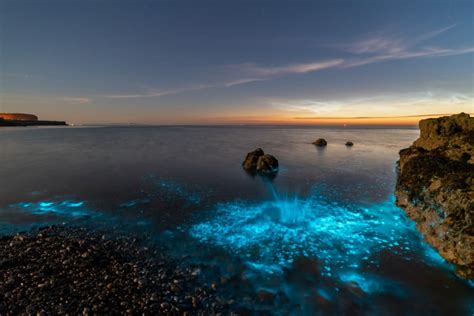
[395,113,474,279]
[0,113,38,121]
[0,113,67,127]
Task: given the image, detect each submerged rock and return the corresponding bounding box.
[312,138,327,147]
[345,141,354,146]
[395,113,474,279]
[242,148,278,176]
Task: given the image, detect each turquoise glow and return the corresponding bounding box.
[13,200,91,218]
[185,185,474,311]
[339,271,404,295]
[190,191,421,273]
[141,175,203,205]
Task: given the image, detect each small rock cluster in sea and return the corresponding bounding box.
[312,138,354,147]
[0,226,237,314]
[312,138,328,146]
[395,113,474,279]
[242,148,279,175]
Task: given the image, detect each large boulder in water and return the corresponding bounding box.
[256,154,279,173]
[242,148,278,176]
[312,138,327,147]
[242,148,264,171]
[395,113,474,279]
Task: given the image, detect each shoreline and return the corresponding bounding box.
[0,120,67,127]
[0,225,238,315]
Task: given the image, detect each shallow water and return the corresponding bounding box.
[0,126,473,314]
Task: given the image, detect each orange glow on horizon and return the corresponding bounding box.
[189,113,472,126]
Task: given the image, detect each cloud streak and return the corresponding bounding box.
[63,97,91,104]
[1,73,35,79]
[99,25,473,100]
[342,24,474,67]
[225,25,473,84]
[271,91,474,118]
[293,113,472,120]
[233,59,345,77]
[101,78,265,99]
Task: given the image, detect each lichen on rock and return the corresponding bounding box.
[395,113,474,279]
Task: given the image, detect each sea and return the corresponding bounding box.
[0,125,473,315]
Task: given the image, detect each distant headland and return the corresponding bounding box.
[0,113,67,127]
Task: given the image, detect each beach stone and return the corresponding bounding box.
[345,141,354,146]
[312,138,327,146]
[0,226,238,314]
[395,113,474,279]
[257,290,274,304]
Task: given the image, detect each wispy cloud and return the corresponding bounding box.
[346,24,457,55]
[293,113,469,120]
[272,99,345,114]
[101,78,265,99]
[223,78,265,87]
[232,59,345,77]
[223,25,473,83]
[101,92,169,99]
[342,24,474,67]
[1,73,35,79]
[271,91,474,118]
[90,25,474,101]
[63,97,91,104]
[343,46,474,67]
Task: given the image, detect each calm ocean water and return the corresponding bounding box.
[1,126,473,314]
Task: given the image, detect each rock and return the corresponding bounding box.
[395,113,474,279]
[0,226,236,314]
[312,138,327,147]
[256,290,274,304]
[345,141,354,146]
[242,148,264,171]
[256,154,279,173]
[242,148,278,176]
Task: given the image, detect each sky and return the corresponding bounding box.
[0,0,473,125]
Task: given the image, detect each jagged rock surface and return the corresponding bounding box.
[256,154,279,173]
[395,113,474,279]
[242,148,278,175]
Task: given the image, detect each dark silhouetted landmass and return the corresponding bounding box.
[0,113,67,127]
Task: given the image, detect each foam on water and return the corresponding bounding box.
[13,200,91,218]
[189,185,437,275]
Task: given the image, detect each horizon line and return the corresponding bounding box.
[293,113,472,120]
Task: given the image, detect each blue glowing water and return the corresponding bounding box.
[189,188,438,273]
[0,126,473,314]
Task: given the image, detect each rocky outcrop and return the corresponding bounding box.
[242,148,265,171]
[312,138,327,146]
[0,113,38,121]
[242,148,279,176]
[0,113,67,127]
[395,113,474,279]
[0,119,67,127]
[256,154,279,173]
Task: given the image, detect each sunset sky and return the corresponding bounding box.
[1,0,473,125]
